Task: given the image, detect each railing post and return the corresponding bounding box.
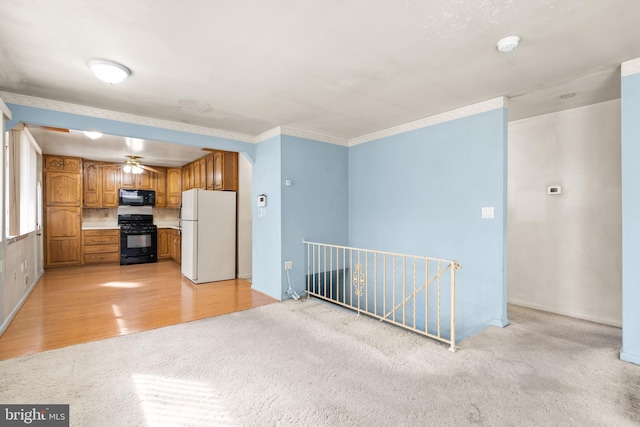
[449,261,458,352]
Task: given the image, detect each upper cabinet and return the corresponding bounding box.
[152,167,167,208]
[45,155,81,173]
[120,168,151,189]
[182,150,238,193]
[44,155,82,207]
[102,164,121,207]
[83,161,102,208]
[166,168,182,208]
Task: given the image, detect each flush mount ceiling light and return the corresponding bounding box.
[88,59,131,84]
[496,36,520,53]
[83,131,103,140]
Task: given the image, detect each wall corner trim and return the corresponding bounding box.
[0,95,12,119]
[622,58,640,77]
[349,96,508,146]
[0,91,256,143]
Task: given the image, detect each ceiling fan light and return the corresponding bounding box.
[132,165,143,174]
[88,59,131,84]
[123,165,132,173]
[83,131,103,140]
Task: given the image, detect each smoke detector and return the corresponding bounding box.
[496,36,520,53]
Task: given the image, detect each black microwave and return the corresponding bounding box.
[119,189,155,206]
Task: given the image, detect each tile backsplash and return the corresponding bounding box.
[82,208,180,224]
[83,208,117,223]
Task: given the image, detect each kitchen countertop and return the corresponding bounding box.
[81,222,180,230]
[82,222,119,230]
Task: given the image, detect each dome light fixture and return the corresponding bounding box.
[88,59,131,84]
[83,131,103,140]
[496,36,520,53]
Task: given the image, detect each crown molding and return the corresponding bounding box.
[0,91,256,143]
[622,58,640,77]
[349,97,508,146]
[255,126,282,142]
[280,126,349,146]
[0,94,11,119]
[2,91,509,149]
[255,126,349,146]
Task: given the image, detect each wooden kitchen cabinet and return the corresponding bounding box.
[170,229,181,264]
[83,229,120,264]
[198,157,206,189]
[45,206,81,267]
[157,228,171,259]
[152,167,167,208]
[205,154,214,190]
[44,155,81,172]
[120,169,151,189]
[166,168,182,208]
[222,151,238,191]
[44,155,82,267]
[182,164,191,191]
[213,151,223,190]
[83,161,102,208]
[192,160,202,189]
[45,171,82,206]
[102,164,121,207]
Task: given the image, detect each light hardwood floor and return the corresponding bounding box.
[0,261,275,360]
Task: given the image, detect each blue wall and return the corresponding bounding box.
[281,135,349,299]
[348,108,508,341]
[621,72,640,365]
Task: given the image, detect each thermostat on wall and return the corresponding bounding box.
[547,185,562,195]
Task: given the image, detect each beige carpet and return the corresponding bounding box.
[1,299,638,426]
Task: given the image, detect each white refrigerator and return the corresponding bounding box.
[181,189,236,283]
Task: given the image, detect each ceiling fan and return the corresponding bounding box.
[120,155,164,174]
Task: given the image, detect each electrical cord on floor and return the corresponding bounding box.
[285,269,301,301]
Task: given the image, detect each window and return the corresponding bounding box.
[5,127,41,238]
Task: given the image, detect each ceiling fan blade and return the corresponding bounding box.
[140,164,165,174]
[201,148,217,152]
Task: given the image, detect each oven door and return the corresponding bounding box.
[120,227,158,265]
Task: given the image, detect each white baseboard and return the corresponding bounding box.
[0,274,41,336]
[237,273,252,282]
[508,298,622,328]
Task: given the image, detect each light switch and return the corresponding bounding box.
[482,207,495,219]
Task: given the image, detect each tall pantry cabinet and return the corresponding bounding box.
[44,155,82,267]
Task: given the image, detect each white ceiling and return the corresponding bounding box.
[1,0,639,160]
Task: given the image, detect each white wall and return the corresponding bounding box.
[508,100,622,326]
[237,153,252,280]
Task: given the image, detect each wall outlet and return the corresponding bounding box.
[284,261,293,270]
[481,207,495,219]
[20,262,24,272]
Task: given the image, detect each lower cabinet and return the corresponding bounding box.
[45,207,81,267]
[158,228,171,259]
[170,229,181,265]
[83,229,120,264]
[159,228,180,264]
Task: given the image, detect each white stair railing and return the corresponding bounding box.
[304,241,461,351]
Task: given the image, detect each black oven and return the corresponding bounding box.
[118,214,157,265]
